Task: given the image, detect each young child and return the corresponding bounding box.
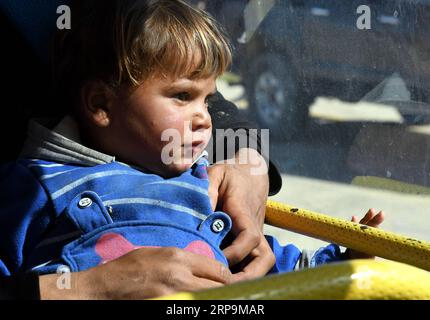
[0,0,383,278]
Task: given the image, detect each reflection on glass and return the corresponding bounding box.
[201,0,430,249]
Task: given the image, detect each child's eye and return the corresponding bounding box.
[173,92,191,101]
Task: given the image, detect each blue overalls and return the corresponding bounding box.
[0,156,342,276]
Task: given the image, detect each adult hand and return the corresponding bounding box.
[207,148,275,282]
[39,247,232,299]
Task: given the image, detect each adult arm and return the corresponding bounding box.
[207,92,282,281]
[38,247,231,299]
[0,163,232,300]
[1,249,231,300]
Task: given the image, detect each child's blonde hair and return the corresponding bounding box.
[54,0,232,105]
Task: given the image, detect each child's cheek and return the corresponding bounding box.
[163,114,188,137]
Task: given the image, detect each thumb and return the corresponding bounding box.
[351,215,359,223]
[207,165,224,211]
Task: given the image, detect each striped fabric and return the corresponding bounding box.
[0,154,343,275]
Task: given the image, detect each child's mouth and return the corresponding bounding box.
[183,141,205,158]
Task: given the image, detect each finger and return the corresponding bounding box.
[156,269,226,296]
[359,208,376,224]
[183,251,232,284]
[207,166,221,210]
[207,166,223,211]
[351,215,359,223]
[231,243,275,282]
[223,232,259,266]
[165,272,226,293]
[231,256,272,283]
[359,208,375,224]
[366,211,385,228]
[151,287,176,299]
[223,215,262,266]
[187,277,226,292]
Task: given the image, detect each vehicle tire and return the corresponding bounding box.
[246,52,304,141]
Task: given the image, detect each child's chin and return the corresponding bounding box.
[163,162,193,177]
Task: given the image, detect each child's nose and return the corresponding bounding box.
[192,103,211,131]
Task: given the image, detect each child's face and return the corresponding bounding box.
[107,75,216,177]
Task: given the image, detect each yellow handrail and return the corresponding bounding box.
[159,260,430,300]
[265,200,430,271]
[157,200,430,300]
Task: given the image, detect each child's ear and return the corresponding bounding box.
[80,81,116,128]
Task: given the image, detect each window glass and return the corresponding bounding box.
[196,0,430,250]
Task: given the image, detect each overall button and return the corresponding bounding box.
[66,191,113,234]
[78,197,93,208]
[211,219,225,233]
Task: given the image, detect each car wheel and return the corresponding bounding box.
[247,52,303,141]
